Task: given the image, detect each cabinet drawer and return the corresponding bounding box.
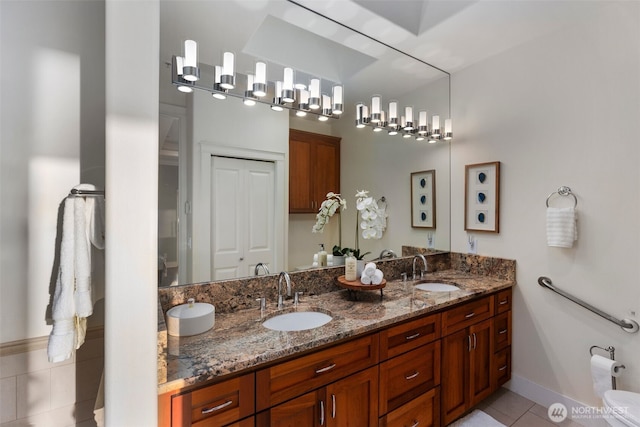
[379,387,439,427]
[379,341,440,415]
[172,373,255,427]
[442,296,494,336]
[493,347,511,388]
[493,311,511,352]
[495,288,512,313]
[380,313,440,360]
[256,334,379,410]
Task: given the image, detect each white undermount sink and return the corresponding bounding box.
[263,310,332,332]
[166,299,215,337]
[415,282,461,292]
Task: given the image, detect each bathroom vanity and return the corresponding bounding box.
[157,254,514,427]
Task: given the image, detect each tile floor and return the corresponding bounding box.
[475,388,583,427]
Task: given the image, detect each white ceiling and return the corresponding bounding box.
[159,0,603,105]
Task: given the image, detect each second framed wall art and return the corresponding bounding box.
[411,170,436,228]
[464,161,500,233]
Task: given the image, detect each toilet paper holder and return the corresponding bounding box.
[590,345,626,390]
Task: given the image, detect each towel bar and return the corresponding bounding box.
[538,276,639,333]
[69,188,105,197]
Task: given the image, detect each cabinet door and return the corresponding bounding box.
[289,138,314,212]
[261,389,324,427]
[441,329,469,425]
[313,139,340,208]
[469,319,494,406]
[327,366,378,427]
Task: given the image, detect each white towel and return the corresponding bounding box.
[546,207,577,248]
[48,184,104,363]
[371,269,384,285]
[360,274,372,285]
[48,198,77,363]
[363,262,377,278]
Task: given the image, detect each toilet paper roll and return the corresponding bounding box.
[591,355,624,398]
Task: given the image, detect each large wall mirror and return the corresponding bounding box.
[158,0,451,286]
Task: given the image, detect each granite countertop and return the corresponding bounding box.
[158,269,514,395]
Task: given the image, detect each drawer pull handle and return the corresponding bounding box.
[465,312,475,319]
[331,394,336,418]
[320,400,325,425]
[405,371,420,380]
[409,421,420,427]
[201,400,233,414]
[405,332,421,340]
[315,363,337,374]
[499,299,509,305]
[499,329,508,335]
[499,365,508,371]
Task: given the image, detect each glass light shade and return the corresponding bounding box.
[318,115,329,122]
[176,56,185,75]
[363,105,370,122]
[404,106,413,130]
[178,85,193,93]
[355,103,365,128]
[322,94,332,116]
[299,89,310,109]
[246,73,254,90]
[432,115,440,137]
[296,110,307,117]
[371,95,381,123]
[389,101,398,119]
[212,66,226,99]
[220,52,235,89]
[282,67,295,102]
[444,118,453,140]
[253,61,267,97]
[182,40,199,82]
[183,40,197,67]
[309,78,321,109]
[332,85,343,115]
[418,110,428,134]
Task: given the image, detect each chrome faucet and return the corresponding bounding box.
[377,249,397,260]
[412,254,428,280]
[277,271,292,309]
[255,262,270,276]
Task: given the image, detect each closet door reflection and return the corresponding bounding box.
[211,156,276,280]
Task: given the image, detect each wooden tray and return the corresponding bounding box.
[336,275,386,290]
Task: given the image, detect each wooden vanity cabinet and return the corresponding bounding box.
[288,129,341,213]
[164,372,255,427]
[441,290,513,425]
[257,364,379,426]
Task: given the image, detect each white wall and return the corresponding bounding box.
[450,1,640,406]
[0,0,105,343]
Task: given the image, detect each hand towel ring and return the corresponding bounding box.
[546,186,577,208]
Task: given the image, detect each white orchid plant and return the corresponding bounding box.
[312,190,387,260]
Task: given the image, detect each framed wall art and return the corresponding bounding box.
[465,161,500,233]
[411,170,436,228]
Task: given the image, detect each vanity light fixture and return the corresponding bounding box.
[170,43,343,120]
[182,40,200,82]
[308,78,321,110]
[354,95,453,142]
[332,85,343,115]
[282,68,295,103]
[212,66,227,99]
[253,61,267,97]
[175,57,194,93]
[220,51,235,90]
[271,81,284,111]
[243,74,257,106]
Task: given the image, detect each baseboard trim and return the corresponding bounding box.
[0,325,104,357]
[505,374,607,427]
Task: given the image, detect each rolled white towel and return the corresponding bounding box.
[360,274,372,285]
[371,269,384,285]
[363,262,377,278]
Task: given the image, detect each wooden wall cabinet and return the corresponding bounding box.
[289,129,340,213]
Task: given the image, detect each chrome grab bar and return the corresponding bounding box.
[538,276,639,333]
